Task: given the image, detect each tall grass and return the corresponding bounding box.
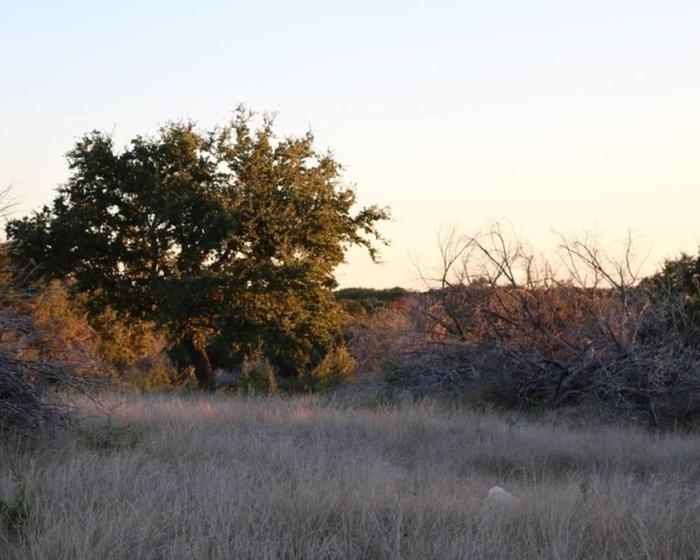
[1,393,699,559]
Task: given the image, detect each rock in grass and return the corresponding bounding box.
[486,485,518,505]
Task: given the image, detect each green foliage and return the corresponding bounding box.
[134,357,176,392]
[76,419,143,452]
[368,388,396,408]
[89,306,179,389]
[655,252,700,298]
[0,475,32,541]
[644,251,700,346]
[7,108,389,388]
[310,345,356,390]
[90,307,166,371]
[235,347,279,395]
[579,475,592,501]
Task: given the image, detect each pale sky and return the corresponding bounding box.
[2,1,699,288]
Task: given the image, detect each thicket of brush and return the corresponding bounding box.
[0,259,98,437]
[348,227,700,428]
[0,352,73,436]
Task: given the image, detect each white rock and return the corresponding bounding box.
[486,485,518,505]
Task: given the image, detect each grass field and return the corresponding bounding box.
[1,393,699,559]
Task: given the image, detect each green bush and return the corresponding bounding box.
[310,345,356,390]
[237,349,278,395]
[367,388,396,408]
[137,361,176,392]
[0,476,32,541]
[76,419,143,452]
[91,308,167,370]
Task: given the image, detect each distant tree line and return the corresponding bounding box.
[335,287,411,316]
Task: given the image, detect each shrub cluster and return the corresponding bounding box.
[0,256,92,436]
[349,228,700,428]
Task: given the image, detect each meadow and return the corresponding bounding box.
[1,392,699,559]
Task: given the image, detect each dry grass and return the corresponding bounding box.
[1,393,699,559]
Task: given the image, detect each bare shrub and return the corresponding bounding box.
[380,225,700,427]
[0,351,85,436]
[347,297,419,378]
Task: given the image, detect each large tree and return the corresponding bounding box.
[7,109,388,388]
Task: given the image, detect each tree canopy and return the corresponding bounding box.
[7,109,389,388]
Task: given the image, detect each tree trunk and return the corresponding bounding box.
[185,333,215,390]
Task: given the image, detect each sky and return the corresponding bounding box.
[1,0,699,288]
